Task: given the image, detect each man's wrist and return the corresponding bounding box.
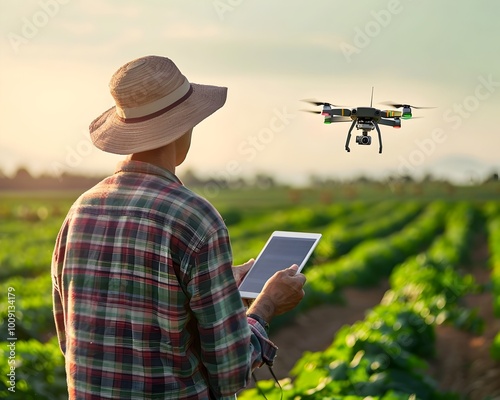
[247,293,275,323]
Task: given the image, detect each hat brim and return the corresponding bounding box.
[89,83,227,154]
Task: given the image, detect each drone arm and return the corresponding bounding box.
[327,108,352,117]
[380,110,402,118]
[377,118,398,127]
[321,107,351,117]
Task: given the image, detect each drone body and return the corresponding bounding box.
[303,90,432,153]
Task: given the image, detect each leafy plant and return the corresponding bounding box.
[491,332,500,361]
[0,275,56,341]
[0,337,66,399]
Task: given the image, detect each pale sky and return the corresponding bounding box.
[1,0,499,184]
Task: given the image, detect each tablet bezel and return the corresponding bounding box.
[238,230,321,299]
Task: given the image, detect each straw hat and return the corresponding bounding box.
[89,55,227,154]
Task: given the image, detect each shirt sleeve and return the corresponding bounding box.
[184,228,278,397]
[51,218,69,355]
[247,317,278,367]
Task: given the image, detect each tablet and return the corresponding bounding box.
[238,231,322,299]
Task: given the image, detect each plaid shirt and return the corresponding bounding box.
[52,160,277,399]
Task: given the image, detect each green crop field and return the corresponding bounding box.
[1,183,499,399]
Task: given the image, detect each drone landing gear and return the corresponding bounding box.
[345,120,356,153]
[375,123,383,154]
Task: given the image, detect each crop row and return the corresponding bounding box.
[239,203,479,399]
[229,202,372,265]
[315,201,423,260]
[231,201,424,267]
[228,202,362,241]
[299,202,448,310]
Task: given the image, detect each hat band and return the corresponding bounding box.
[116,79,193,123]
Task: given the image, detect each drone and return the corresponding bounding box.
[302,88,433,153]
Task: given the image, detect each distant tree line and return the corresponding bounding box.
[0,166,498,192]
[0,167,104,191]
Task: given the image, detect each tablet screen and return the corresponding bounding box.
[238,234,320,297]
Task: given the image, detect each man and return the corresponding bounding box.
[52,55,306,399]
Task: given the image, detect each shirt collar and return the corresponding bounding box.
[114,160,183,185]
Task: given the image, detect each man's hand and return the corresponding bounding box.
[231,258,254,287]
[247,264,306,324]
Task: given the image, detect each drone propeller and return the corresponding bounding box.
[301,109,322,114]
[301,99,341,107]
[380,102,434,110]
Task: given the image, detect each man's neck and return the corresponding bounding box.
[126,145,176,174]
